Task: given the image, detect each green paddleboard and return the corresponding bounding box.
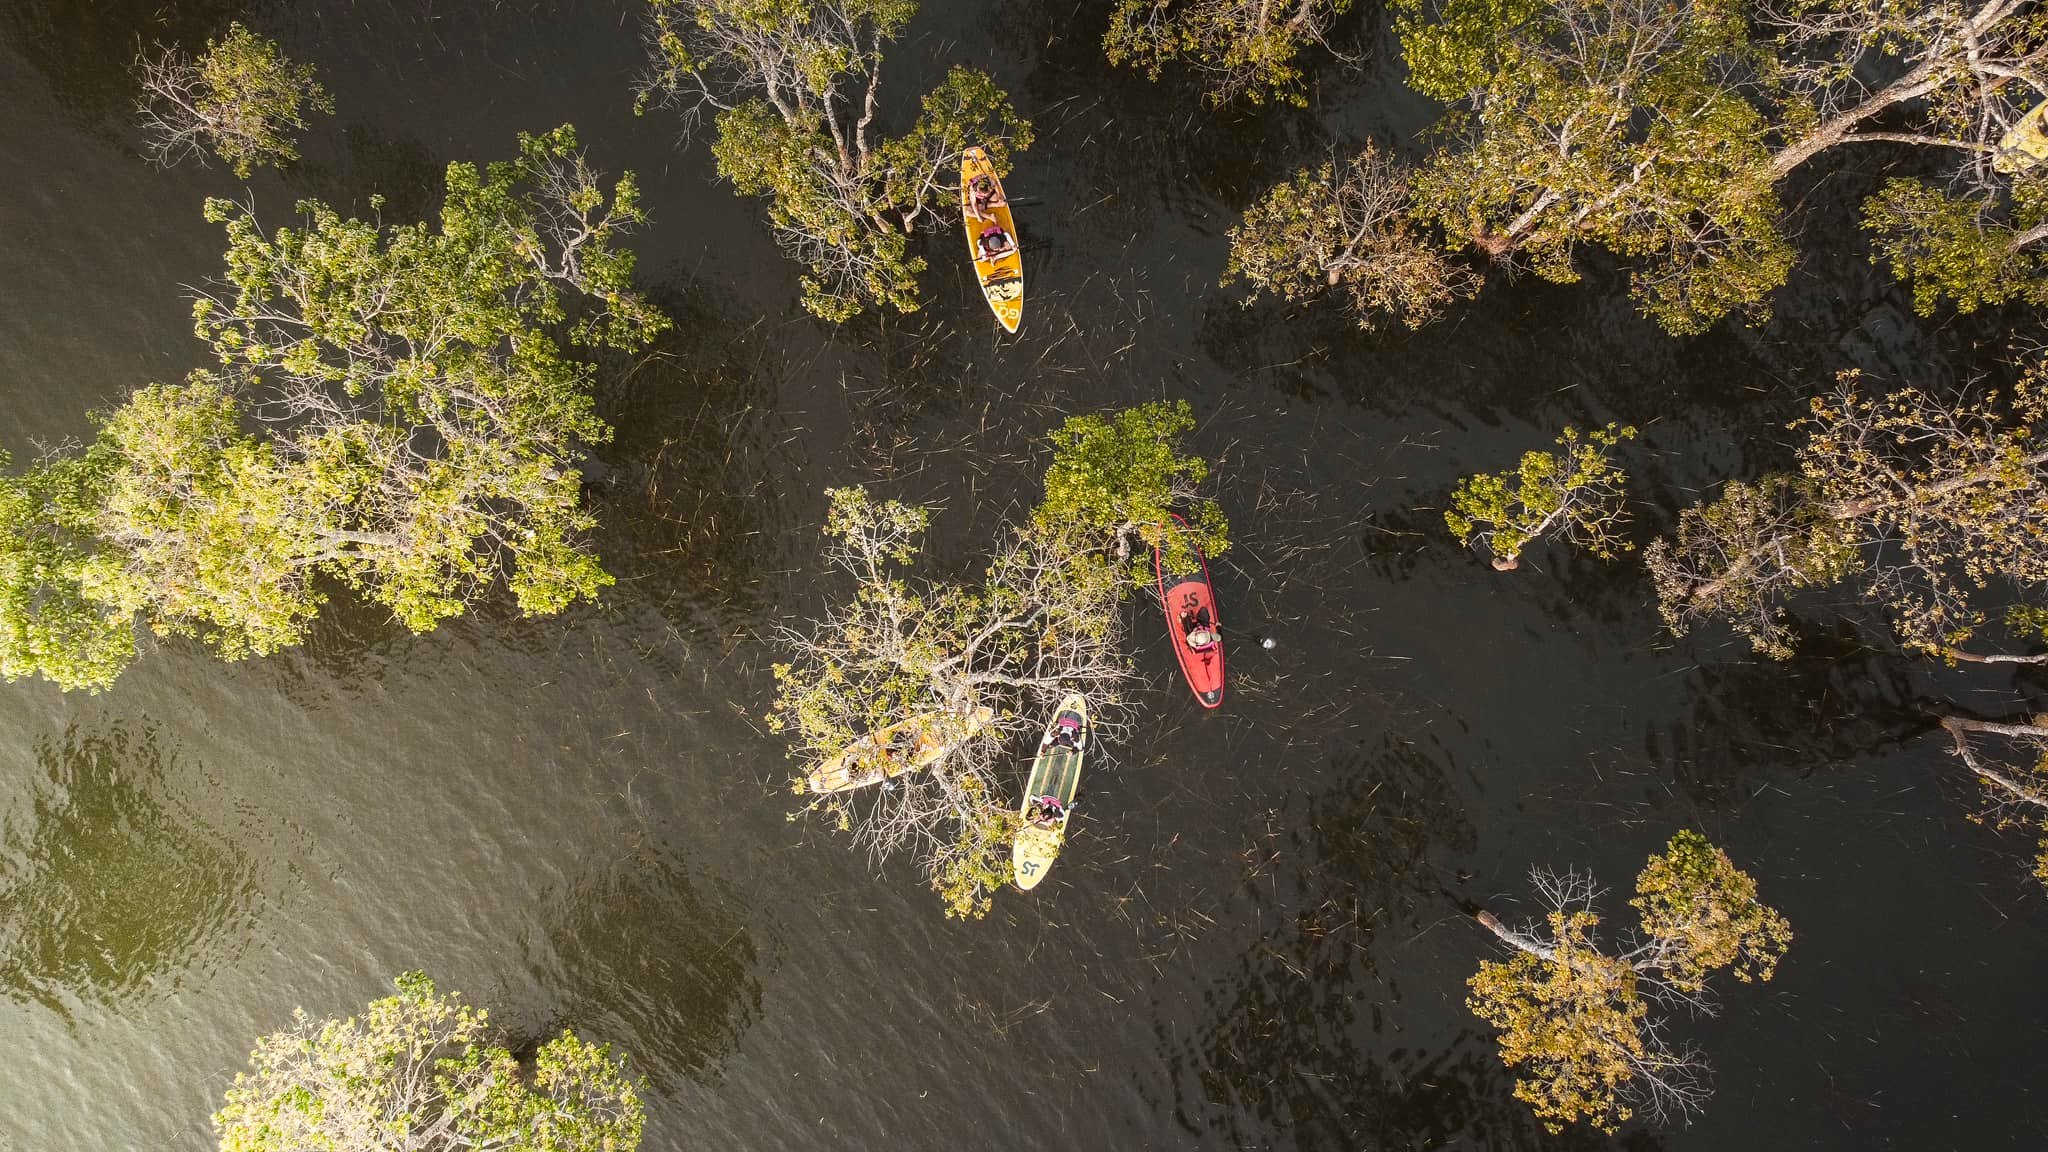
[1013,694,1087,890]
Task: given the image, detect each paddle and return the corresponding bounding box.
[1213,622,1276,650]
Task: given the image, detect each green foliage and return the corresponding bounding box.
[194,124,665,633]
[1223,148,1480,330]
[1398,0,1795,335]
[0,452,136,692]
[768,488,958,762]
[1630,829,1792,991]
[213,971,643,1152]
[773,480,1131,919]
[2005,603,2048,646]
[930,782,1020,919]
[1862,176,2048,316]
[0,127,664,692]
[774,405,1226,917]
[711,101,923,322]
[76,378,331,660]
[1470,833,1789,1133]
[1446,424,1635,569]
[1103,0,1355,106]
[196,24,332,177]
[1032,400,1227,580]
[644,1,1031,320]
[135,22,335,178]
[1655,368,2048,659]
[1646,474,1860,659]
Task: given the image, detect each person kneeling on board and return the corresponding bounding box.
[1027,796,1065,828]
[977,224,1015,259]
[1182,606,1218,651]
[967,174,1006,220]
[1044,718,1085,752]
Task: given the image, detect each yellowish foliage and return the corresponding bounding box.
[1467,911,1645,1134]
[1631,829,1791,991]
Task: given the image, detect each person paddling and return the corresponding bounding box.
[977,223,1015,259]
[967,173,1007,221]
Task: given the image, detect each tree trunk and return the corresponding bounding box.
[1821,447,2048,519]
[1476,909,1556,960]
[1939,715,2048,808]
[1945,648,2048,665]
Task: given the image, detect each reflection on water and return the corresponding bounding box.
[1656,625,1921,807]
[0,0,255,128]
[1165,734,1571,1149]
[0,723,257,1015]
[543,844,764,1088]
[590,284,789,637]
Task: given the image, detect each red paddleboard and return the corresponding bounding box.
[1155,513,1224,709]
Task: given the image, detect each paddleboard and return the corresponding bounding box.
[805,704,993,794]
[1997,100,2048,174]
[961,146,1023,332]
[1013,693,1088,890]
[1156,513,1225,708]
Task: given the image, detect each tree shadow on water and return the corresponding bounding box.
[1652,623,1922,809]
[0,0,260,132]
[0,723,260,1017]
[1151,733,1644,1150]
[587,283,793,638]
[538,844,768,1090]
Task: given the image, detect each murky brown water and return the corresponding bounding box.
[3,2,2046,1149]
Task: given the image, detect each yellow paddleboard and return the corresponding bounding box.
[1013,694,1087,890]
[961,146,1023,333]
[805,705,993,794]
[1996,100,2048,174]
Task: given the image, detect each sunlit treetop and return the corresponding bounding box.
[1104,0,1357,106]
[134,22,335,178]
[1446,423,1636,570]
[1468,832,1790,1133]
[213,971,644,1152]
[0,126,666,693]
[639,0,1032,321]
[1033,399,1228,579]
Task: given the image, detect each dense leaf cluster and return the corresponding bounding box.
[215,972,643,1152]
[0,127,664,691]
[642,0,1031,320]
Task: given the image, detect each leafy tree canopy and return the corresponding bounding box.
[1469,909,1646,1133]
[0,126,665,692]
[773,406,1227,917]
[771,486,1128,919]
[1446,423,1635,570]
[1224,145,1481,330]
[0,452,136,692]
[1469,832,1790,1132]
[1240,0,2048,332]
[214,971,643,1152]
[1104,0,1355,106]
[641,0,1032,320]
[135,22,334,178]
[1033,399,1227,578]
[1650,366,2048,659]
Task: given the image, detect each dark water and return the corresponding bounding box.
[3,2,2046,1149]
